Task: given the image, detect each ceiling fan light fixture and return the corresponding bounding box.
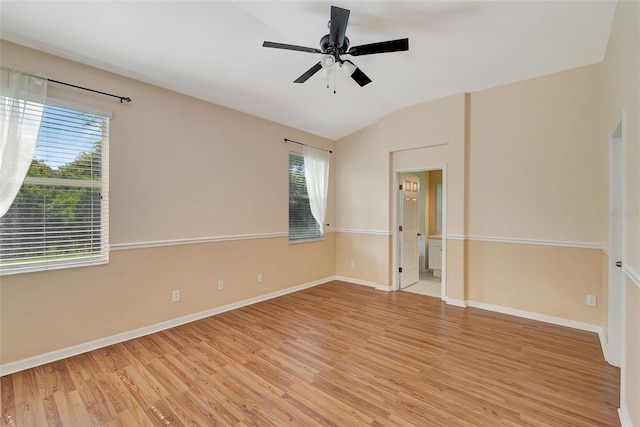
[321,55,335,69]
[340,60,356,76]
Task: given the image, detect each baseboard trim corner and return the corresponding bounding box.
[445,298,467,308]
[597,329,610,364]
[333,276,380,289]
[465,300,602,333]
[618,401,633,427]
[0,276,334,377]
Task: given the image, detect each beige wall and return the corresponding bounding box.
[467,63,607,243]
[428,170,443,236]
[604,1,640,425]
[605,2,640,269]
[461,63,607,324]
[336,64,606,316]
[0,41,337,364]
[335,233,388,286]
[336,94,467,295]
[466,241,603,324]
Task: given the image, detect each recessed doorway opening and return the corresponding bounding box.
[393,167,446,299]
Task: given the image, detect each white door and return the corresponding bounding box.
[608,123,624,367]
[400,174,420,288]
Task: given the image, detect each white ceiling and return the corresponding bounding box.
[1,1,616,140]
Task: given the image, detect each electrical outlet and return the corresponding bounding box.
[586,294,597,306]
[172,290,180,302]
[257,273,263,283]
[350,260,356,268]
[218,280,224,290]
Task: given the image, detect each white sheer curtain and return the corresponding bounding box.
[0,66,47,217]
[303,145,329,236]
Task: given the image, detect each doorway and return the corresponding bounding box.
[396,168,446,299]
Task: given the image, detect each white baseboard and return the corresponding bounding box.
[598,329,610,364]
[465,300,602,333]
[0,276,334,376]
[445,297,467,308]
[333,275,380,289]
[618,401,633,427]
[332,276,391,292]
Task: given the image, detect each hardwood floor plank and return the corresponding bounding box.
[102,373,154,426]
[33,366,64,427]
[0,376,16,427]
[66,390,98,427]
[118,365,166,409]
[13,370,48,427]
[145,398,186,427]
[1,281,620,426]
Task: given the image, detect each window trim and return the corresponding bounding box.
[0,97,110,275]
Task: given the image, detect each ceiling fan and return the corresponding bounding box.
[262,5,409,87]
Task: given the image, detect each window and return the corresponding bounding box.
[289,152,321,241]
[0,100,110,274]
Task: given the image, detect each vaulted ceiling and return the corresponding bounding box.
[1,1,617,140]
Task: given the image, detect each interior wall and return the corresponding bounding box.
[416,172,426,236]
[467,63,607,243]
[0,41,337,365]
[428,170,443,236]
[464,63,607,321]
[335,94,467,297]
[604,1,640,424]
[417,172,427,271]
[466,240,602,324]
[336,63,606,315]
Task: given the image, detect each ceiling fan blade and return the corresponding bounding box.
[329,6,350,48]
[294,62,323,83]
[263,41,322,54]
[345,61,372,87]
[347,38,409,56]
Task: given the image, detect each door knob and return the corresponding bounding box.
[616,261,622,268]
[417,233,422,237]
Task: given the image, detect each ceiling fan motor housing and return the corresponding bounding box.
[320,34,350,58]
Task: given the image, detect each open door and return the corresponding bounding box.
[608,119,624,367]
[400,174,420,288]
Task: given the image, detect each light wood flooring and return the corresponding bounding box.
[1,281,620,426]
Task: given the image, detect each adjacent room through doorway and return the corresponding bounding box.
[398,169,444,298]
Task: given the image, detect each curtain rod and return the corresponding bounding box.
[45,78,132,103]
[2,66,132,103]
[284,138,332,154]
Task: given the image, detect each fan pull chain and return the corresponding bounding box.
[333,67,337,94]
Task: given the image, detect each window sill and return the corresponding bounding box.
[0,255,109,276]
[289,236,324,244]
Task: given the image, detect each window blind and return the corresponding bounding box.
[0,101,110,274]
[289,153,321,241]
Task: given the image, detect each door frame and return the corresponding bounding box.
[392,165,447,299]
[607,111,625,370]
